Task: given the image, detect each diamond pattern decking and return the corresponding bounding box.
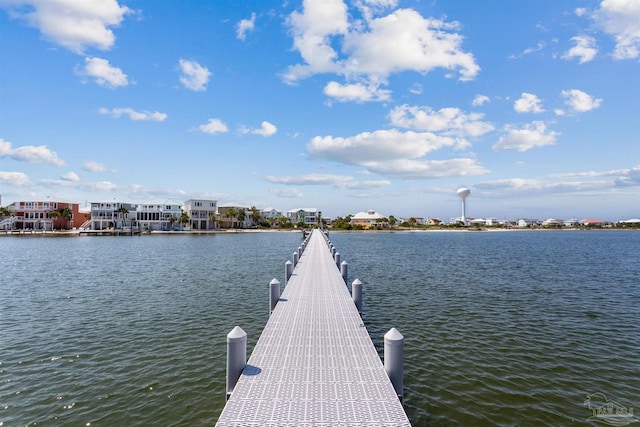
[216,229,411,426]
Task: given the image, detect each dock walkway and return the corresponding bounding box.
[216,229,410,426]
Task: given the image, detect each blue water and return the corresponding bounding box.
[1,230,639,426]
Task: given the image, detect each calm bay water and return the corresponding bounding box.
[1,230,639,426]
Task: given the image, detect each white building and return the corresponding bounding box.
[184,199,218,230]
[90,202,136,230]
[136,203,182,231]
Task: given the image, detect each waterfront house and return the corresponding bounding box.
[350,210,388,229]
[218,204,252,229]
[135,202,182,231]
[90,202,136,230]
[261,208,282,221]
[261,208,284,227]
[580,218,610,227]
[184,199,218,230]
[542,218,565,227]
[517,218,540,227]
[286,208,320,227]
[4,200,84,230]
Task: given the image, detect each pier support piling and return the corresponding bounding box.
[341,261,348,283]
[293,251,299,267]
[334,252,340,268]
[352,278,362,313]
[285,260,293,283]
[384,328,404,401]
[269,278,280,314]
[226,326,247,399]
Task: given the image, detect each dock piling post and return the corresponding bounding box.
[334,252,340,268]
[269,278,280,313]
[226,326,247,399]
[384,328,404,401]
[285,260,293,283]
[293,251,299,267]
[352,279,362,313]
[341,261,348,283]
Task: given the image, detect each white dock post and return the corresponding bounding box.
[269,278,280,313]
[226,326,247,399]
[285,260,293,283]
[352,278,362,313]
[298,246,303,257]
[293,251,299,267]
[384,328,404,401]
[334,252,340,268]
[341,261,348,283]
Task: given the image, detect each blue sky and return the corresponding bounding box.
[1,0,638,221]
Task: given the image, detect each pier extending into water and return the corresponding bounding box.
[216,229,410,426]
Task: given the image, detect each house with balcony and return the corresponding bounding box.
[287,208,320,228]
[90,202,136,230]
[4,200,84,230]
[184,199,218,230]
[350,210,388,229]
[136,203,182,231]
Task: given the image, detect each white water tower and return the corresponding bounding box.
[456,187,471,225]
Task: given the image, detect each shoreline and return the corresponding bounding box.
[1,227,636,237]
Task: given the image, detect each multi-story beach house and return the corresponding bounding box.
[286,208,320,227]
[350,210,388,229]
[90,202,137,230]
[184,199,218,230]
[136,203,182,231]
[3,200,85,230]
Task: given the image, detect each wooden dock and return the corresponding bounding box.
[216,229,411,426]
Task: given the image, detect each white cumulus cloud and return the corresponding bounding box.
[198,118,228,134]
[179,59,212,91]
[99,107,167,121]
[561,89,602,113]
[563,35,598,63]
[514,93,545,113]
[283,1,479,101]
[0,0,131,53]
[323,81,391,103]
[307,129,488,178]
[251,121,278,137]
[493,121,558,152]
[0,138,65,166]
[0,171,31,187]
[593,0,640,59]
[472,94,490,106]
[389,105,494,142]
[60,171,80,182]
[76,57,128,88]
[237,12,256,40]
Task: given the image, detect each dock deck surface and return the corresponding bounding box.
[216,229,411,426]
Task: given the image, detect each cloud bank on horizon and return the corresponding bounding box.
[0,0,638,220]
